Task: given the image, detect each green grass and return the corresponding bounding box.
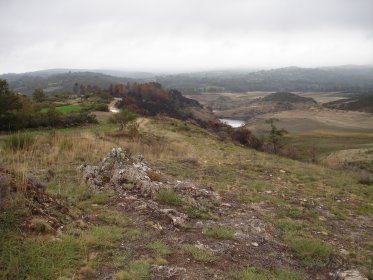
[77,190,115,210]
[3,132,34,150]
[181,244,218,262]
[97,210,131,227]
[81,225,124,249]
[114,261,151,280]
[203,226,235,240]
[41,104,82,113]
[186,207,212,219]
[0,235,82,280]
[287,237,333,267]
[156,189,183,206]
[147,240,171,257]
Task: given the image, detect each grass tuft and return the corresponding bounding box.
[156,189,183,206]
[3,132,34,150]
[287,237,333,267]
[114,261,151,280]
[203,226,235,240]
[147,240,171,257]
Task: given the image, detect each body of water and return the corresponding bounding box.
[219,118,246,128]
[109,107,119,113]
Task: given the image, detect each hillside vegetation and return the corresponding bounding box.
[0,115,372,279]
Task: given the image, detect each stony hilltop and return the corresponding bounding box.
[0,116,372,280]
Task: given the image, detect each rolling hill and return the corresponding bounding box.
[2,65,373,95]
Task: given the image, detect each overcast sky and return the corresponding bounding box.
[1,0,372,74]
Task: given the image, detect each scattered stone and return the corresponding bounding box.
[340,249,349,256]
[251,242,259,247]
[152,265,186,278]
[333,269,368,280]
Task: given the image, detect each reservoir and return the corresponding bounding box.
[219,119,245,128]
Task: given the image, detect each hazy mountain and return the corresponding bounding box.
[0,71,136,95]
[2,65,373,95]
[156,65,373,93]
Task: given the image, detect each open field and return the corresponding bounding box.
[1,116,372,279]
[40,104,82,113]
[245,108,373,165]
[245,108,373,134]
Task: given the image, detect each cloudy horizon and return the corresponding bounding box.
[1,0,373,74]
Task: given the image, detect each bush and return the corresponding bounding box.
[147,170,161,182]
[230,127,262,149]
[109,109,138,130]
[357,171,373,185]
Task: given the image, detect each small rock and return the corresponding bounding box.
[251,242,259,247]
[333,269,368,280]
[340,249,349,256]
[280,170,286,173]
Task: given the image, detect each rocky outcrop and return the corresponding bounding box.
[80,148,221,226]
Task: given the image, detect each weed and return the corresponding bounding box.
[0,235,82,280]
[97,210,130,227]
[186,207,211,219]
[203,226,235,240]
[230,267,269,280]
[29,217,54,234]
[122,228,143,241]
[147,240,171,257]
[3,132,34,150]
[277,218,305,234]
[287,237,333,267]
[156,189,183,206]
[82,226,124,249]
[114,261,151,280]
[275,268,304,280]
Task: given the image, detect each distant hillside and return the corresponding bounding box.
[262,92,317,104]
[113,83,217,125]
[156,66,373,93]
[0,72,135,95]
[324,93,373,113]
[214,92,317,120]
[2,65,373,95]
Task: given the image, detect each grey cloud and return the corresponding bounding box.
[0,0,372,73]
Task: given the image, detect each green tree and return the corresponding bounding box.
[265,118,287,153]
[110,108,138,130]
[0,80,21,117]
[32,88,45,102]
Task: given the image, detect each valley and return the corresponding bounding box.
[188,91,373,171]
